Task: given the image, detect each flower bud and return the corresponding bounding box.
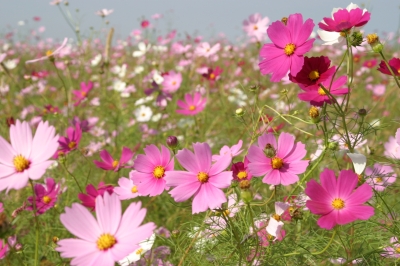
[327,141,339,151]
[358,108,367,117]
[172,229,180,238]
[366,33,383,53]
[263,143,276,158]
[166,136,178,149]
[239,180,250,190]
[309,106,320,123]
[350,31,363,47]
[281,17,288,26]
[248,84,259,92]
[240,190,252,204]
[6,117,15,127]
[235,108,245,117]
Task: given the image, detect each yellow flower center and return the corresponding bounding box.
[396,247,400,253]
[357,174,363,183]
[309,106,319,118]
[197,171,209,183]
[80,91,87,97]
[331,198,345,210]
[375,177,383,183]
[153,166,165,179]
[172,81,177,86]
[366,33,378,44]
[112,160,119,168]
[317,87,326,96]
[308,70,320,81]
[131,185,138,193]
[189,105,196,111]
[273,213,281,221]
[46,50,53,57]
[68,141,76,150]
[42,196,51,204]
[135,248,144,255]
[237,171,248,180]
[223,210,230,217]
[253,25,258,30]
[397,69,400,74]
[13,155,30,172]
[284,43,296,56]
[271,157,284,169]
[209,73,215,80]
[96,233,116,251]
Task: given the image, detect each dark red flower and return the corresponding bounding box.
[289,56,335,87]
[377,58,400,76]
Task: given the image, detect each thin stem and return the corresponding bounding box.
[379,51,400,89]
[61,160,83,193]
[29,180,40,266]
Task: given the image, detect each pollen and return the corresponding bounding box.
[396,247,400,253]
[68,141,76,150]
[273,213,281,221]
[13,155,30,172]
[46,50,53,57]
[209,73,216,80]
[42,196,51,204]
[172,81,177,86]
[112,160,119,168]
[96,233,116,251]
[271,157,284,169]
[189,105,196,111]
[237,171,248,180]
[366,33,378,44]
[80,91,87,97]
[375,177,383,183]
[284,43,296,56]
[136,248,144,255]
[153,166,165,179]
[308,70,320,81]
[253,25,258,30]
[331,198,345,210]
[317,87,326,96]
[131,185,138,193]
[197,171,209,183]
[309,106,319,118]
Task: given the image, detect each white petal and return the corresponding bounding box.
[347,153,367,175]
[275,202,289,215]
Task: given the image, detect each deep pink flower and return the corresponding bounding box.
[243,13,269,41]
[363,59,377,68]
[57,123,82,155]
[78,182,114,211]
[0,202,3,213]
[161,71,182,94]
[43,104,60,115]
[202,66,223,82]
[114,177,140,200]
[297,75,349,106]
[56,193,156,266]
[72,81,93,106]
[176,92,207,116]
[377,58,400,76]
[165,142,233,214]
[141,20,150,29]
[289,56,335,87]
[93,147,133,172]
[365,164,396,191]
[319,7,371,32]
[305,169,374,230]
[26,177,60,215]
[231,157,252,182]
[247,132,308,186]
[0,239,8,259]
[0,120,59,192]
[259,13,315,82]
[130,145,174,197]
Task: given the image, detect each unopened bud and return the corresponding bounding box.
[6,117,15,127]
[240,190,252,204]
[281,17,288,26]
[172,229,180,238]
[166,136,178,149]
[366,33,383,53]
[263,143,276,158]
[248,84,259,92]
[350,31,363,47]
[239,180,251,190]
[235,108,245,117]
[52,236,59,244]
[309,106,320,123]
[358,108,367,117]
[327,141,339,151]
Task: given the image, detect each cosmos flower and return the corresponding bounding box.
[113,177,140,200]
[96,9,113,17]
[25,38,68,64]
[0,239,8,259]
[305,169,374,230]
[259,13,315,82]
[26,177,60,215]
[72,81,93,106]
[57,123,82,156]
[93,147,133,172]
[0,120,59,192]
[243,13,270,42]
[194,42,220,58]
[377,58,400,77]
[212,139,243,161]
[56,193,156,266]
[78,182,114,211]
[247,132,309,186]
[176,92,207,116]
[289,56,335,87]
[365,164,396,191]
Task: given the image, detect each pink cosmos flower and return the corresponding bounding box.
[231,157,252,182]
[384,128,400,159]
[365,164,396,191]
[114,177,140,200]
[25,38,68,64]
[247,132,309,186]
[26,177,60,215]
[289,56,335,87]
[165,142,233,214]
[363,59,377,68]
[297,75,349,106]
[0,120,59,192]
[194,42,220,58]
[57,123,82,156]
[176,92,207,116]
[78,182,114,211]
[130,145,174,197]
[255,219,286,247]
[72,81,93,106]
[56,192,156,266]
[377,58,400,76]
[141,20,150,29]
[305,169,374,230]
[212,139,243,161]
[0,239,8,259]
[93,147,133,172]
[243,13,269,42]
[259,13,315,82]
[318,5,371,33]
[382,237,400,258]
[161,71,182,94]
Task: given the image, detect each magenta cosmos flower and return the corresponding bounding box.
[0,120,59,192]
[176,92,207,116]
[377,58,400,77]
[26,177,60,215]
[247,132,308,186]
[57,123,82,156]
[289,56,335,87]
[72,81,94,106]
[259,13,315,82]
[318,6,370,33]
[297,75,349,106]
[93,147,133,172]
[0,239,8,259]
[305,169,374,230]
[56,193,156,266]
[165,142,233,214]
[78,182,114,211]
[130,144,174,197]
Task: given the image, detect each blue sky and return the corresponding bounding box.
[1,1,399,43]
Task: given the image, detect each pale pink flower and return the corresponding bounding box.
[96,9,113,17]
[161,71,182,94]
[266,202,289,239]
[243,13,269,41]
[382,237,400,258]
[114,177,140,200]
[195,42,220,58]
[93,147,134,172]
[212,140,243,161]
[56,193,156,266]
[384,128,400,159]
[0,120,59,192]
[25,38,68,64]
[365,164,396,191]
[165,142,232,214]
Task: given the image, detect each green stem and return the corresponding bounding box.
[29,180,40,266]
[284,229,336,257]
[61,160,83,193]
[379,51,400,89]
[246,203,259,265]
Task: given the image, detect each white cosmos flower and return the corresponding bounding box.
[132,42,151,57]
[267,202,289,239]
[3,59,18,69]
[153,71,164,84]
[118,234,155,266]
[91,54,102,67]
[112,64,127,78]
[134,105,153,122]
[113,80,126,92]
[134,66,144,74]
